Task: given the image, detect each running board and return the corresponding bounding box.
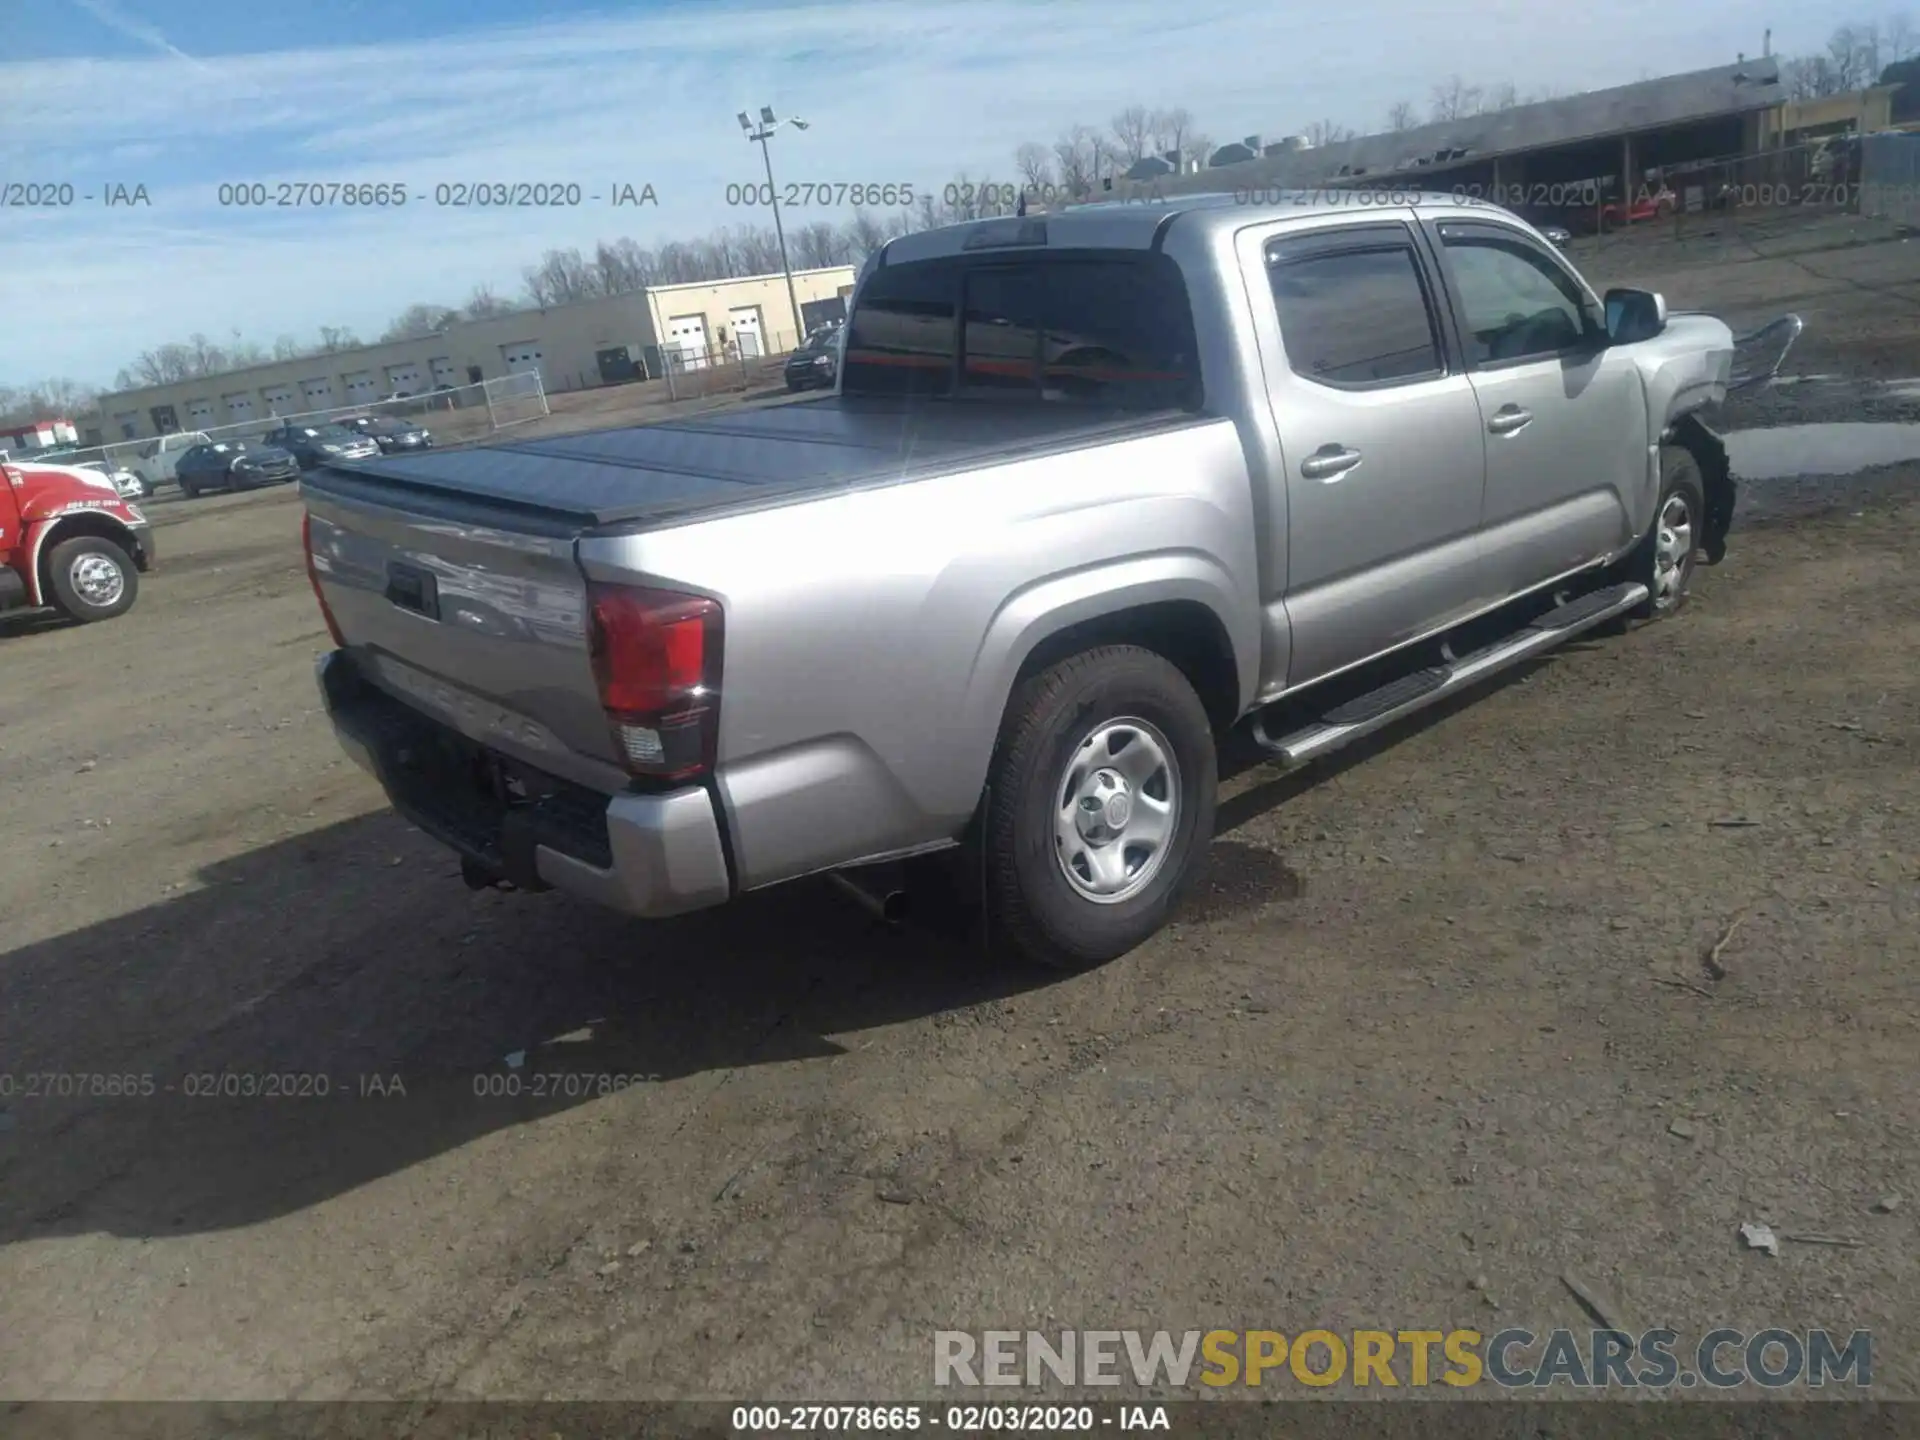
[1250,581,1649,767]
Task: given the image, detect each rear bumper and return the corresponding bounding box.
[317,649,732,919]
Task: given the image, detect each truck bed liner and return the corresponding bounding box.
[303,395,1200,532]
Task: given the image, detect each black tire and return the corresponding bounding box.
[1623,444,1709,623]
[981,645,1217,972]
[180,477,199,498]
[45,535,139,622]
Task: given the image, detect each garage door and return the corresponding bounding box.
[186,400,215,425]
[301,377,335,406]
[429,357,459,388]
[262,384,297,416]
[665,314,708,370]
[501,343,544,378]
[385,363,423,393]
[728,305,764,358]
[342,371,378,400]
[224,392,257,422]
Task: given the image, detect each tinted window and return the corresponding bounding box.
[1440,231,1593,365]
[841,259,959,396]
[1267,241,1442,387]
[844,252,1201,409]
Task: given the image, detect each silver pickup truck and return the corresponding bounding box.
[303,192,1789,971]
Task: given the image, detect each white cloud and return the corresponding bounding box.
[5,0,1857,387]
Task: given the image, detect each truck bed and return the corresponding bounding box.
[303,395,1201,532]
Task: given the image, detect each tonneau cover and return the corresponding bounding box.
[312,395,1188,530]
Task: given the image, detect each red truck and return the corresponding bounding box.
[0,460,155,625]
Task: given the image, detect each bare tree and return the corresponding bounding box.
[1052,125,1110,199]
[1014,142,1056,193]
[1110,105,1155,165]
[1386,99,1419,131]
[183,333,226,376]
[1484,81,1520,111]
[271,334,302,361]
[1304,119,1354,147]
[0,377,97,423]
[1887,12,1916,63]
[316,326,358,353]
[381,303,458,342]
[1147,106,1197,158]
[1429,76,1484,121]
[462,284,513,319]
[522,248,602,307]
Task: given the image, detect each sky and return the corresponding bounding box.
[0,0,1872,391]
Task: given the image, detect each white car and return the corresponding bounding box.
[132,430,213,491]
[77,459,150,499]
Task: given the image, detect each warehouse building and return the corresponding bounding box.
[89,266,857,444]
[1104,58,1792,209]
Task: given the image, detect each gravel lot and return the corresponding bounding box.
[2,212,1917,1406]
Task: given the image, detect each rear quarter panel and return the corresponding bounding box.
[577,420,1263,889]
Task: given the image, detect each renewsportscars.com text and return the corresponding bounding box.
[934,1328,1873,1390]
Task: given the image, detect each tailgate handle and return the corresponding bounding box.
[385,562,440,620]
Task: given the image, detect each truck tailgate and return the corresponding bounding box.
[302,477,624,786]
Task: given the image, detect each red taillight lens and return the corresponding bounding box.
[301,512,347,648]
[587,582,723,781]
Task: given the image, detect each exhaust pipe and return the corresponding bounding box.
[826,869,911,926]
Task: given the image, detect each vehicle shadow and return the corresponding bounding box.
[0,648,1573,1248]
[0,811,1047,1246]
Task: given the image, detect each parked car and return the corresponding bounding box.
[784,323,843,391]
[1599,186,1677,230]
[1505,204,1573,248]
[303,194,1783,972]
[336,414,434,453]
[261,422,382,470]
[74,459,150,499]
[1,459,154,624]
[174,439,301,498]
[132,430,213,492]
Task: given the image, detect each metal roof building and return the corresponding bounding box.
[1106,58,1789,207]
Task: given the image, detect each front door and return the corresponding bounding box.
[1257,219,1489,687]
[1428,218,1647,603]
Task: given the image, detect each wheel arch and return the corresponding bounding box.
[29,512,140,607]
[1664,412,1733,564]
[1012,599,1245,736]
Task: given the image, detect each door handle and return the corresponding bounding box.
[1488,405,1533,435]
[1300,445,1363,481]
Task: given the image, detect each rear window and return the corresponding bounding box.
[842,250,1201,410]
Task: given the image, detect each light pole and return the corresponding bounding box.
[739,106,809,351]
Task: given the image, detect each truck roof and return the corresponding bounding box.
[876,190,1489,266]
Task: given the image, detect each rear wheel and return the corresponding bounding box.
[180,476,199,498]
[981,645,1217,972]
[46,536,138,622]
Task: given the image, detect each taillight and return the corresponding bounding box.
[301,512,347,649]
[587,582,723,782]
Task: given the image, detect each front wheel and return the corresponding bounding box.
[46,536,139,622]
[981,645,1217,972]
[1622,444,1709,623]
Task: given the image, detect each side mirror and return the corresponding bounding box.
[1604,287,1667,344]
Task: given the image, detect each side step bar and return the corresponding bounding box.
[1251,581,1648,768]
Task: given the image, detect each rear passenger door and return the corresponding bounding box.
[1428,219,1647,602]
[1259,221,1488,687]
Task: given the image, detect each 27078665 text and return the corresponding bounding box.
[725,181,914,208]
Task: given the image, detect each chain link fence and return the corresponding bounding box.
[1860,131,1920,228]
[54,372,549,478]
[648,326,811,403]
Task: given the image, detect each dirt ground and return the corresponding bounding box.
[2,210,1917,1407]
